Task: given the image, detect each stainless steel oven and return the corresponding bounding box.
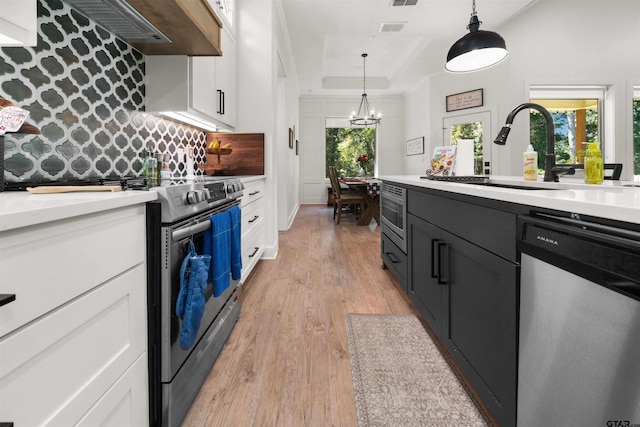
[147,178,244,427]
[381,182,407,253]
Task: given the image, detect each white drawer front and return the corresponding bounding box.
[0,206,146,336]
[77,354,148,427]
[241,198,264,240]
[240,179,264,207]
[241,223,264,283]
[0,265,147,426]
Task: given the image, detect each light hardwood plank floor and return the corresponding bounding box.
[182,204,417,426]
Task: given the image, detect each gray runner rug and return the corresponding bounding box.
[345,313,489,427]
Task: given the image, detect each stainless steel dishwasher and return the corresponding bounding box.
[517,213,640,427]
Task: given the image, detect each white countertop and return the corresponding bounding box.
[379,175,640,225]
[0,190,157,232]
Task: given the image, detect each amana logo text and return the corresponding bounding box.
[536,235,558,245]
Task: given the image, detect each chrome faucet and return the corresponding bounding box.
[494,102,574,182]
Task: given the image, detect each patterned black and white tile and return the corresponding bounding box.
[0,0,206,183]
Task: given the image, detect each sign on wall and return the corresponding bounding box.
[406,137,424,156]
[446,89,483,112]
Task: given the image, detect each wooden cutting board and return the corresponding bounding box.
[26,186,123,194]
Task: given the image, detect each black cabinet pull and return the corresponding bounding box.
[430,239,440,278]
[248,215,259,223]
[437,242,449,285]
[385,252,399,264]
[249,190,260,196]
[0,294,16,307]
[249,247,260,258]
[217,89,224,114]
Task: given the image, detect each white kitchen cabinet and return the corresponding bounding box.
[0,0,37,46]
[215,25,236,128]
[206,0,234,35]
[240,177,265,283]
[0,205,148,426]
[146,25,236,131]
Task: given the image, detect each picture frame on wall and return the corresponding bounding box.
[406,137,424,156]
[446,88,483,112]
[289,128,294,149]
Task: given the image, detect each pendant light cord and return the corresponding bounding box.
[467,0,481,31]
[361,53,367,95]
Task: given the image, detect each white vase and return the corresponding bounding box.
[359,166,365,178]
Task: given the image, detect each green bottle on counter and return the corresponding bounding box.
[584,142,603,184]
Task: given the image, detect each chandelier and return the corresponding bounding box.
[350,53,381,127]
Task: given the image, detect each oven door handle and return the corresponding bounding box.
[173,220,212,241]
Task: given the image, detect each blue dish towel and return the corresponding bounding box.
[229,206,242,280]
[175,242,211,350]
[208,212,231,297]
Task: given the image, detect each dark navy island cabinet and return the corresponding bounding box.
[405,186,526,427]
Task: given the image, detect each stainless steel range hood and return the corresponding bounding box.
[65,0,170,44]
[63,0,223,56]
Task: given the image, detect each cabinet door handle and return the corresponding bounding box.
[249,190,260,196]
[221,91,225,115]
[430,239,440,278]
[0,294,16,307]
[248,215,259,223]
[217,89,224,114]
[437,242,449,285]
[385,252,399,264]
[249,247,260,258]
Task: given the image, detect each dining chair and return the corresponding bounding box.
[329,166,365,224]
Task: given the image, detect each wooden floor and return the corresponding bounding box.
[182,204,418,426]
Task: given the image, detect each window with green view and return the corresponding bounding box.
[325,125,376,178]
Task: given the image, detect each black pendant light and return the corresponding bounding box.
[350,53,381,127]
[445,0,508,73]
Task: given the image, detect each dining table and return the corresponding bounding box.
[340,178,381,226]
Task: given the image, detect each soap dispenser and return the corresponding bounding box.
[584,142,603,184]
[523,144,538,181]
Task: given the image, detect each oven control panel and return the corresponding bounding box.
[152,178,244,223]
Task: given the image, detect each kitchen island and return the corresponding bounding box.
[380,175,640,225]
[0,189,156,426]
[379,175,640,427]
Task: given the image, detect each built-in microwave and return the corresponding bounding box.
[381,183,406,254]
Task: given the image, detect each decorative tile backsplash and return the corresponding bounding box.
[0,0,206,183]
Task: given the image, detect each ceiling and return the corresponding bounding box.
[279,0,537,96]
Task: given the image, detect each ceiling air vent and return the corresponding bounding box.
[391,0,418,6]
[64,0,171,44]
[379,22,406,33]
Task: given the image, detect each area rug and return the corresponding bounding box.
[345,313,489,427]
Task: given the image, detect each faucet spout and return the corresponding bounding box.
[494,102,559,182]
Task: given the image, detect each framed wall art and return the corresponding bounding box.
[446,88,483,112]
[406,137,424,156]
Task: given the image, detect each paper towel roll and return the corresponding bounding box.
[455,139,475,176]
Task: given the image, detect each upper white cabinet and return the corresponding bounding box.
[207,0,234,34]
[215,26,236,128]
[146,25,236,131]
[0,0,37,46]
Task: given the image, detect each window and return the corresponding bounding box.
[443,111,492,176]
[325,118,376,178]
[633,86,640,181]
[529,86,606,171]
